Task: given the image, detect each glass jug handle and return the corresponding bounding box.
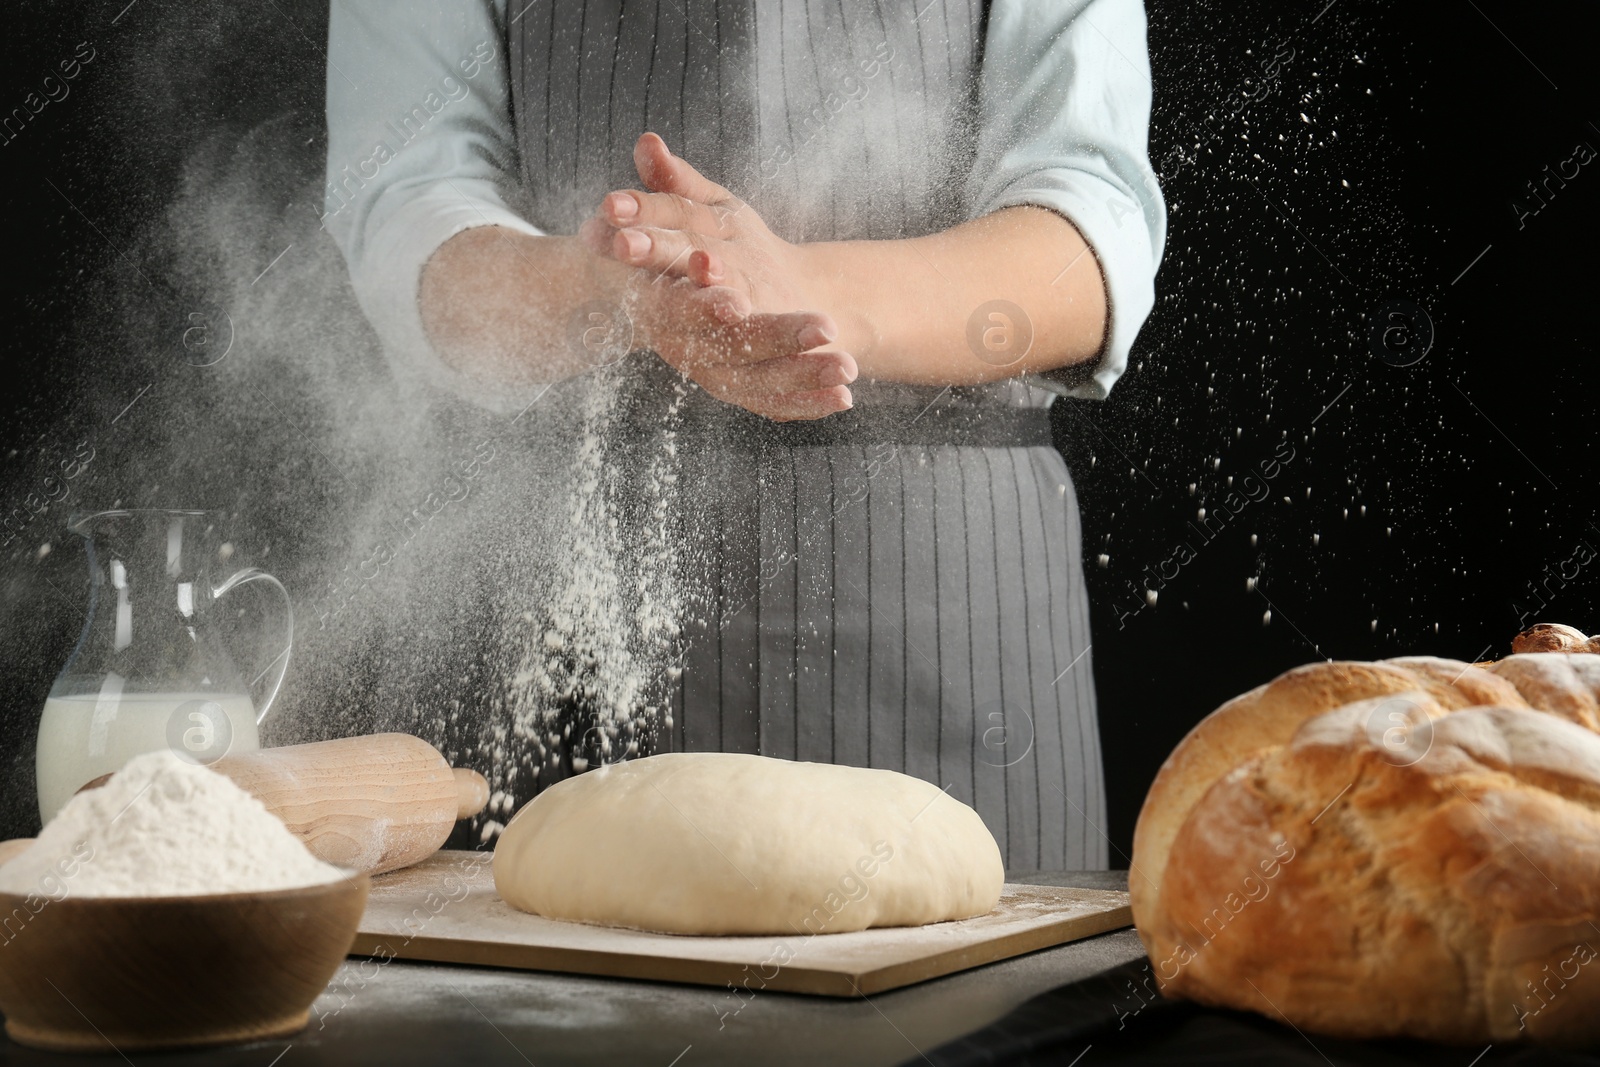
[212,568,294,726]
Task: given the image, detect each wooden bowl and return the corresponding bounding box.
[0,873,369,1053]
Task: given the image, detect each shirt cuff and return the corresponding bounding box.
[985,172,1160,401]
[352,179,547,414]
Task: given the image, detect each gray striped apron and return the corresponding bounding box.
[509,0,1106,870]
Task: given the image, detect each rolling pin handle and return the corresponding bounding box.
[453,768,490,821]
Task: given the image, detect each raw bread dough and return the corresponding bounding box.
[493,752,1004,935]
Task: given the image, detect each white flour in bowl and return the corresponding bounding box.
[0,749,345,897]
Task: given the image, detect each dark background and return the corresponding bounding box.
[1,0,1596,857]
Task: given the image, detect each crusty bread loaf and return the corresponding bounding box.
[1513,622,1591,654]
[1511,622,1600,656]
[1128,658,1527,949]
[1131,636,1600,1045]
[1488,652,1600,730]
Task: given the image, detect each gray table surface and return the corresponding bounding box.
[1,872,1140,1067]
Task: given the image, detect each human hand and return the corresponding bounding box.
[580,133,821,318]
[628,277,854,423]
[581,132,852,419]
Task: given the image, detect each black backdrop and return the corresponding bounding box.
[1,0,1596,856]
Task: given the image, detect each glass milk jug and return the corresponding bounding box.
[35,509,293,822]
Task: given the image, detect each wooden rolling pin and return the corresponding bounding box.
[1,734,490,876]
[205,734,490,875]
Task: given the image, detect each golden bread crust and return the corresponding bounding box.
[1132,633,1600,1044]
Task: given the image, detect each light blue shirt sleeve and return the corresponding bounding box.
[967,0,1168,400]
[324,0,541,407]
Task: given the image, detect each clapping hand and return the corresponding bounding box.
[584,134,855,422]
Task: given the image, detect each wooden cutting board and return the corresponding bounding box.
[351,851,1131,996]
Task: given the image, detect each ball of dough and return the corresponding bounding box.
[493,753,1004,935]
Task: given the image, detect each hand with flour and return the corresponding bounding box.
[581,132,856,421]
[419,221,853,424]
[622,274,855,423]
[584,133,1112,388]
[423,130,1106,415]
[580,133,823,323]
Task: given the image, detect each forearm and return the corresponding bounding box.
[803,207,1108,385]
[418,226,639,386]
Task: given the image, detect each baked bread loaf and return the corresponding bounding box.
[1131,626,1600,1044]
[1512,622,1600,655]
